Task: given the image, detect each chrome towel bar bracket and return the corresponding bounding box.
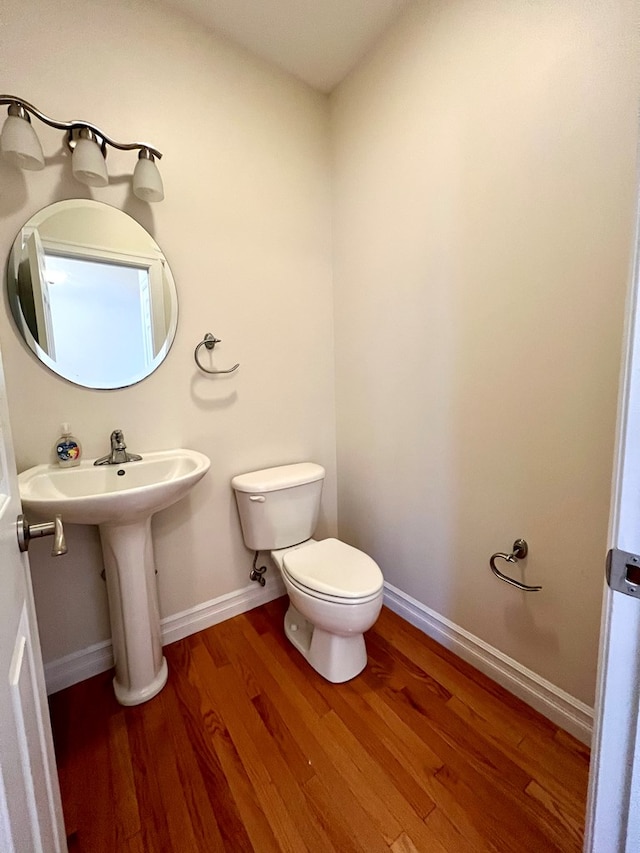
[489,538,542,592]
[194,332,239,375]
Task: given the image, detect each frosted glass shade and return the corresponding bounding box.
[133,156,164,202]
[0,114,45,170]
[72,137,108,187]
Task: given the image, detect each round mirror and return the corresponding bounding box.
[6,200,178,389]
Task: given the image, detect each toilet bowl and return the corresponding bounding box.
[272,538,383,683]
[231,463,385,683]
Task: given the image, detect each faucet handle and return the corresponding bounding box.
[111,429,126,449]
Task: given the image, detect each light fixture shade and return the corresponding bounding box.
[0,114,45,171]
[72,137,108,187]
[133,155,164,202]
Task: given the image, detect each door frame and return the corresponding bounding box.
[585,144,640,851]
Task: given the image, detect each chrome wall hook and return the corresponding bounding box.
[194,332,240,375]
[489,538,542,592]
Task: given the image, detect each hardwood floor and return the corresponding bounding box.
[49,599,590,852]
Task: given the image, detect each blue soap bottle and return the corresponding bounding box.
[55,423,82,468]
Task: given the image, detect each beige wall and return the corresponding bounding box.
[0,0,336,662]
[331,0,639,704]
[0,0,636,710]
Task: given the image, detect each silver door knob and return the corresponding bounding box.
[17,514,67,556]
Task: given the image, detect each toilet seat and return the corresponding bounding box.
[282,569,383,605]
[278,537,383,601]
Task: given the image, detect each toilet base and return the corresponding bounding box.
[284,604,367,683]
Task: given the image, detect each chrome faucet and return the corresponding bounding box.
[94,429,143,466]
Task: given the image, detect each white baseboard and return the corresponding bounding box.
[45,574,594,745]
[44,639,114,696]
[161,575,285,646]
[383,582,594,745]
[44,575,286,695]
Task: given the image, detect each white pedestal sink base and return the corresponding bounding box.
[18,449,211,706]
[113,658,168,706]
[100,517,166,706]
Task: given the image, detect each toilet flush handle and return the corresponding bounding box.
[249,495,265,502]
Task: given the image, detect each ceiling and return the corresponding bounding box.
[161,0,414,92]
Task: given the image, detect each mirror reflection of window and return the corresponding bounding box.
[43,253,153,387]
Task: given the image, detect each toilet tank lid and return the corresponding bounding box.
[231,462,325,493]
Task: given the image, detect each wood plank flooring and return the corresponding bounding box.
[49,599,590,852]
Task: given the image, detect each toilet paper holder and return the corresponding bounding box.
[489,539,542,592]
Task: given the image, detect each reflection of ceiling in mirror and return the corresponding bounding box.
[34,203,159,258]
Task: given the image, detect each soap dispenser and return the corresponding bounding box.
[55,423,82,468]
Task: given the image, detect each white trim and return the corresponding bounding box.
[44,639,114,696]
[39,235,163,267]
[585,134,640,851]
[161,576,285,646]
[383,582,593,745]
[45,573,593,745]
[44,576,286,695]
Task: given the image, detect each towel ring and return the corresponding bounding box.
[194,333,239,375]
[489,539,542,592]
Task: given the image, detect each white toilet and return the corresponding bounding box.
[231,462,384,683]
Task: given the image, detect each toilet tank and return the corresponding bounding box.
[231,463,325,551]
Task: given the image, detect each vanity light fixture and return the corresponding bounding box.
[132,149,164,203]
[0,95,164,202]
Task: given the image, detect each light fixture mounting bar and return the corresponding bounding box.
[0,95,162,159]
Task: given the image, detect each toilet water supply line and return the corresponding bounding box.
[250,551,267,586]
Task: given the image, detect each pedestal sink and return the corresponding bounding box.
[18,449,210,706]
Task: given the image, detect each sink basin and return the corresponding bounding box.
[18,448,210,525]
[18,448,210,707]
